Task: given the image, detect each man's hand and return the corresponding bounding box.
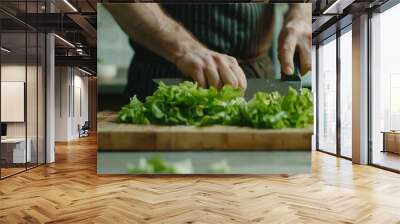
[175,47,247,89]
[279,4,312,76]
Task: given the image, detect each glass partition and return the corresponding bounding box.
[0,1,46,179]
[1,30,28,177]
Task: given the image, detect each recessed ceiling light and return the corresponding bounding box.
[63,0,78,12]
[54,34,75,48]
[78,67,92,76]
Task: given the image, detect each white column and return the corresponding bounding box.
[45,0,56,163]
[46,33,55,163]
[352,14,369,164]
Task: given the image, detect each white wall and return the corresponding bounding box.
[71,73,89,138]
[55,67,89,141]
[55,67,70,141]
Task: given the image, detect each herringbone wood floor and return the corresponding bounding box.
[1,135,400,224]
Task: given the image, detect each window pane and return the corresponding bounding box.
[371,3,400,171]
[340,29,352,158]
[318,37,337,154]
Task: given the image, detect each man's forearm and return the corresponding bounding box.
[105,3,203,64]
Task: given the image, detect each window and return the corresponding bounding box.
[317,36,337,154]
[370,3,400,171]
[339,29,352,158]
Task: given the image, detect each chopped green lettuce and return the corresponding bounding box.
[118,81,313,129]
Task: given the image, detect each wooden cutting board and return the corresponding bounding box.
[98,113,313,151]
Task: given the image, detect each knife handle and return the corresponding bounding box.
[281,53,301,82]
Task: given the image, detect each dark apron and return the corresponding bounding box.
[124,3,275,101]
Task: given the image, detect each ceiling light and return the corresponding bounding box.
[63,0,78,12]
[54,34,75,48]
[78,67,92,76]
[1,47,11,53]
